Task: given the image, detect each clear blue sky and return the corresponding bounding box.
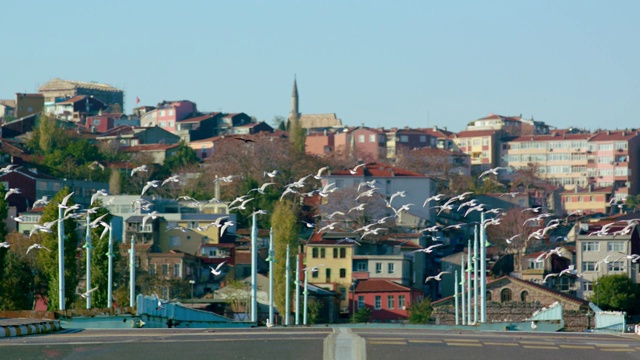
[3,0,639,132]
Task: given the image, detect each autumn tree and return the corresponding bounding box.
[272,199,300,316]
[37,187,80,310]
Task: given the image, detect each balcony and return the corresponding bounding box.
[522,268,544,275]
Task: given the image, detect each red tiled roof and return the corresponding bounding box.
[419,127,456,138]
[331,162,426,177]
[355,279,411,293]
[589,130,640,142]
[561,186,614,195]
[509,133,593,142]
[57,95,87,104]
[408,147,468,157]
[454,130,498,138]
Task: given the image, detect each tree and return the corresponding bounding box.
[287,116,306,154]
[109,168,122,195]
[163,141,199,172]
[272,199,300,316]
[0,249,36,310]
[36,187,80,310]
[307,298,324,324]
[0,184,9,286]
[351,307,372,323]
[408,297,433,324]
[592,275,640,314]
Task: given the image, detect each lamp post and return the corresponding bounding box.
[268,227,274,326]
[107,220,114,309]
[295,255,300,325]
[85,214,92,309]
[303,269,309,325]
[250,212,257,323]
[189,280,195,302]
[351,280,358,321]
[57,206,65,311]
[285,245,290,326]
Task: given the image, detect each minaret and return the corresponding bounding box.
[289,76,300,121]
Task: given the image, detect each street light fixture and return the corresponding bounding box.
[189,280,196,302]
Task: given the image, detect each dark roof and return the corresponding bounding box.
[331,162,426,177]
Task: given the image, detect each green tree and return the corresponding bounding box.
[37,113,58,153]
[307,298,324,324]
[0,184,9,286]
[408,298,433,324]
[0,250,35,310]
[287,117,306,154]
[163,141,199,172]
[351,307,372,323]
[272,199,300,316]
[592,274,639,313]
[36,187,80,310]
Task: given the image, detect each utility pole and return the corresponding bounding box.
[251,212,257,323]
[85,214,92,309]
[461,255,466,325]
[268,227,274,325]
[107,220,114,308]
[454,270,459,325]
[474,225,479,324]
[129,235,135,307]
[295,254,300,325]
[303,268,309,325]
[467,239,471,325]
[285,245,291,326]
[480,212,487,323]
[58,206,65,311]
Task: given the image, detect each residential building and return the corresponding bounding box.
[230,121,274,136]
[139,100,197,128]
[1,114,37,138]
[466,114,550,136]
[86,113,139,133]
[575,220,639,299]
[174,113,223,142]
[451,129,500,172]
[95,125,180,148]
[351,279,422,322]
[39,78,124,111]
[0,100,15,120]
[587,130,640,196]
[560,186,614,215]
[50,95,107,122]
[122,143,180,165]
[216,113,253,135]
[385,128,437,160]
[15,93,44,118]
[305,131,335,155]
[420,127,457,150]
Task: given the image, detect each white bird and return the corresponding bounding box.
[5,188,20,200]
[499,191,520,198]
[349,163,366,175]
[214,175,239,183]
[303,264,325,272]
[79,286,99,299]
[130,165,148,176]
[317,183,337,197]
[388,191,406,205]
[464,204,485,218]
[392,203,414,216]
[161,175,180,186]
[250,209,268,217]
[301,221,315,228]
[0,164,18,174]
[279,187,299,201]
[32,196,50,208]
[326,211,345,220]
[219,221,234,237]
[348,203,366,213]
[63,204,81,217]
[229,198,254,211]
[90,189,109,205]
[166,224,190,232]
[99,222,111,240]
[11,215,23,222]
[58,192,75,209]
[318,222,340,233]
[478,166,508,178]
[266,318,274,330]
[412,243,443,254]
[314,166,330,180]
[357,180,377,191]
[521,206,541,213]
[425,271,450,282]
[362,227,388,238]
[29,224,53,237]
[141,180,160,196]
[543,273,558,283]
[210,261,227,276]
[249,182,275,195]
[423,194,445,207]
[142,211,158,228]
[209,216,230,228]
[505,234,521,245]
[264,170,278,178]
[26,243,51,254]
[531,321,537,330]
[355,188,377,201]
[90,213,108,228]
[0,241,9,248]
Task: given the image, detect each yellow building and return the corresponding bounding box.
[305,232,358,315]
[157,215,233,254]
[451,130,499,172]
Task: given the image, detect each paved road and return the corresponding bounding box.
[1,326,639,360]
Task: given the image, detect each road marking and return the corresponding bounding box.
[443,338,479,342]
[367,337,405,341]
[600,348,635,352]
[559,345,595,349]
[446,342,482,347]
[407,339,442,344]
[522,345,558,350]
[483,342,519,346]
[369,340,406,345]
[519,340,553,345]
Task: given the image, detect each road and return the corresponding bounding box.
[0,326,639,360]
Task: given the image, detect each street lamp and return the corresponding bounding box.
[189,280,195,302]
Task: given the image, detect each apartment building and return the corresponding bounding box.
[451,130,500,172]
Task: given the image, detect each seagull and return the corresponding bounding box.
[99,222,111,240]
[279,187,299,201]
[357,180,377,191]
[314,166,330,180]
[166,224,190,232]
[130,165,148,176]
[58,192,75,209]
[0,164,18,174]
[153,292,178,310]
[250,209,268,217]
[209,216,230,228]
[264,170,278,178]
[388,191,406,205]
[227,195,251,208]
[266,318,274,330]
[32,196,50,208]
[542,273,558,283]
[478,166,508,179]
[210,261,227,276]
[317,183,337,197]
[90,189,109,205]
[348,204,366,213]
[141,180,160,196]
[250,182,275,195]
[355,189,377,201]
[499,191,520,198]
[303,264,325,272]
[349,163,366,175]
[11,215,24,222]
[326,211,345,220]
[412,243,443,254]
[79,286,99,299]
[219,221,235,237]
[423,194,445,207]
[521,207,541,213]
[464,204,485,217]
[26,243,51,254]
[301,221,315,228]
[425,271,450,282]
[5,188,20,200]
[505,234,521,245]
[318,222,340,233]
[229,198,254,211]
[0,241,9,248]
[161,175,180,186]
[214,175,239,183]
[142,211,159,227]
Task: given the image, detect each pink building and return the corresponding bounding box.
[140,100,197,130]
[350,279,422,322]
[334,127,387,162]
[305,131,335,155]
[588,130,640,197]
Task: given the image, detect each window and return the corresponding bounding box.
[486,291,492,301]
[169,236,181,246]
[482,137,489,146]
[325,268,331,282]
[333,248,338,258]
[340,268,346,278]
[369,134,376,142]
[400,135,409,142]
[388,263,395,274]
[582,261,597,272]
[608,261,624,272]
[387,295,394,309]
[320,248,326,258]
[420,135,426,142]
[93,119,101,125]
[398,295,405,309]
[339,287,346,300]
[312,270,318,278]
[607,241,624,252]
[173,264,180,277]
[583,281,593,292]
[520,290,529,302]
[340,248,346,258]
[160,110,166,116]
[358,296,365,309]
[162,264,169,277]
[528,259,543,270]
[149,264,156,276]
[358,135,365,143]
[374,296,381,310]
[357,262,367,271]
[168,110,174,116]
[500,288,512,302]
[375,263,382,273]
[582,241,599,252]
[312,248,318,258]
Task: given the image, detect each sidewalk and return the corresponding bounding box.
[0,318,61,338]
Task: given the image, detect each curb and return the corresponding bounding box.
[0,321,61,338]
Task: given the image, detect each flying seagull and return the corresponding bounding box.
[425,271,451,282]
[130,165,148,176]
[210,261,227,276]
